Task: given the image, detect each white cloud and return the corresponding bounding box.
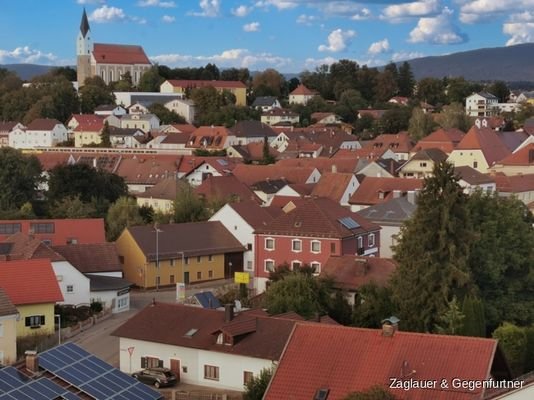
[243,22,261,32]
[502,12,534,45]
[138,0,176,7]
[189,0,221,17]
[318,29,356,52]
[76,0,104,4]
[131,16,147,24]
[255,0,298,10]
[382,0,440,22]
[232,5,252,17]
[150,49,291,69]
[368,39,390,55]
[351,8,371,20]
[304,56,338,69]
[162,15,176,23]
[391,51,425,62]
[0,46,58,64]
[458,0,534,24]
[296,14,318,25]
[89,6,126,23]
[409,7,467,44]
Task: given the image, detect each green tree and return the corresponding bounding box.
[390,161,472,332]
[397,62,415,97]
[264,272,334,319]
[220,67,250,83]
[113,71,134,91]
[106,196,145,241]
[261,136,275,165]
[487,81,510,103]
[524,326,534,373]
[49,195,97,218]
[408,107,436,141]
[416,77,445,105]
[335,89,366,124]
[173,180,209,223]
[446,77,482,104]
[252,69,285,98]
[343,386,397,400]
[148,103,186,124]
[492,322,527,377]
[352,283,395,328]
[374,107,411,134]
[434,296,465,335]
[138,65,164,92]
[374,70,399,103]
[51,66,77,82]
[435,103,472,132]
[100,120,111,147]
[460,295,486,337]
[80,77,114,113]
[0,148,42,211]
[243,368,273,400]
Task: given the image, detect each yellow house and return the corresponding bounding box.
[0,288,19,365]
[0,259,63,338]
[160,79,247,107]
[115,222,245,289]
[398,148,448,179]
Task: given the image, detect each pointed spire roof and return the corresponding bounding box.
[80,8,90,38]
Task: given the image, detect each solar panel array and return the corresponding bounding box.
[39,342,162,400]
[338,216,360,230]
[0,367,77,400]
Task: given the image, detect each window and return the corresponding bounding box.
[170,259,175,267]
[66,238,78,244]
[419,162,427,167]
[197,271,202,280]
[170,275,175,284]
[330,242,336,254]
[141,356,163,369]
[30,222,54,234]
[184,257,189,265]
[244,371,254,385]
[204,365,219,381]
[358,236,363,249]
[310,262,321,274]
[118,297,128,309]
[66,285,74,293]
[292,239,302,252]
[197,256,201,263]
[368,233,375,247]
[0,223,21,235]
[264,260,275,272]
[208,255,213,262]
[25,315,45,328]
[265,238,275,250]
[311,240,321,253]
[208,270,213,278]
[292,261,301,270]
[119,256,125,264]
[473,161,478,169]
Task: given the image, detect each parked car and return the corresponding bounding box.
[132,368,177,388]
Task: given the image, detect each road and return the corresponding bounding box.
[70,280,235,367]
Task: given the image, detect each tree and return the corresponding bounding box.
[243,368,273,400]
[100,121,111,147]
[374,70,398,103]
[221,67,250,83]
[416,77,445,105]
[148,103,186,124]
[49,195,97,218]
[435,103,471,132]
[51,66,77,82]
[390,161,472,332]
[343,386,397,400]
[487,81,510,103]
[397,62,415,97]
[335,89,366,124]
[434,296,465,335]
[252,69,285,98]
[493,322,527,377]
[106,196,145,241]
[113,71,134,91]
[0,148,42,211]
[261,136,275,165]
[138,65,164,92]
[460,295,486,337]
[264,272,334,319]
[173,180,209,223]
[80,77,114,113]
[352,283,395,328]
[446,77,482,104]
[408,107,436,141]
[374,107,411,134]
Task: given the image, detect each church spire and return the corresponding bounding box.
[80,8,90,38]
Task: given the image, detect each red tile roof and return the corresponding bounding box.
[456,126,511,166]
[366,132,414,153]
[0,259,63,305]
[195,175,262,204]
[0,288,18,317]
[115,155,180,185]
[232,164,318,185]
[496,143,534,166]
[26,118,63,131]
[70,114,105,132]
[93,43,151,65]
[255,197,380,238]
[0,121,21,133]
[321,256,396,290]
[169,123,197,134]
[266,323,500,400]
[290,84,316,96]
[166,79,246,89]
[493,172,534,193]
[188,126,232,149]
[1,232,65,262]
[52,243,123,274]
[349,177,423,206]
[226,201,275,229]
[413,128,465,153]
[310,172,355,202]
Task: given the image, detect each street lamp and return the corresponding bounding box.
[176,251,186,302]
[55,314,61,345]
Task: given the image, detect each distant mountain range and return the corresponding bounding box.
[3,42,534,83]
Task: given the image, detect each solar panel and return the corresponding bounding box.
[338,216,360,230]
[0,367,29,393]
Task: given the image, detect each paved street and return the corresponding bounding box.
[70,280,236,367]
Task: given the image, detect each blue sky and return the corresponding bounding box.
[0,0,532,73]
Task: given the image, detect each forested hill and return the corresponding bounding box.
[399,42,534,82]
[0,64,54,80]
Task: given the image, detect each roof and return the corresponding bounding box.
[357,109,386,119]
[87,275,133,292]
[476,91,498,99]
[252,96,278,107]
[290,84,315,96]
[115,155,180,185]
[493,173,534,193]
[276,157,359,174]
[310,172,355,202]
[356,196,417,224]
[455,166,495,185]
[262,108,298,117]
[52,243,123,274]
[127,221,245,261]
[412,128,465,153]
[112,303,298,361]
[195,175,262,204]
[349,177,423,206]
[26,118,62,131]
[0,121,21,132]
[408,148,448,163]
[92,43,151,65]
[265,324,499,400]
[0,287,18,317]
[497,130,530,152]
[1,232,65,262]
[366,132,414,153]
[71,114,105,132]
[455,125,511,166]
[321,256,397,290]
[135,177,180,201]
[255,197,380,238]
[496,143,534,165]
[229,142,280,161]
[229,120,277,138]
[188,126,232,148]
[80,8,90,37]
[232,164,318,186]
[227,201,275,229]
[165,79,246,89]
[0,259,63,305]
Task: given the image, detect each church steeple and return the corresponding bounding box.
[80,8,90,38]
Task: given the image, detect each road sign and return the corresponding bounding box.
[127,347,134,356]
[234,272,250,284]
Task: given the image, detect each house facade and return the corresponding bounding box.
[289,84,316,105]
[164,99,196,123]
[160,80,247,106]
[398,148,448,179]
[121,114,160,132]
[0,289,18,365]
[9,119,68,149]
[261,109,300,126]
[465,92,499,117]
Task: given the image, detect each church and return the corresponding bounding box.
[76,9,152,87]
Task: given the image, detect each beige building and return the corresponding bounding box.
[398,148,448,179]
[289,84,316,105]
[160,79,247,106]
[0,289,18,365]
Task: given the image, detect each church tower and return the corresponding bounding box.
[76,9,93,87]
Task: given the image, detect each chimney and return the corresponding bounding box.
[224,304,234,322]
[406,190,417,204]
[314,312,321,323]
[381,316,400,337]
[93,158,97,169]
[331,164,337,173]
[25,350,39,373]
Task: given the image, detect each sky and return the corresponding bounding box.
[0,0,532,73]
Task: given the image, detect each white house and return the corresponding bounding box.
[465,92,498,117]
[164,99,196,123]
[109,127,145,148]
[94,104,127,117]
[251,96,281,112]
[289,84,316,105]
[112,303,320,391]
[121,113,160,132]
[9,118,68,149]
[209,202,274,280]
[454,166,496,194]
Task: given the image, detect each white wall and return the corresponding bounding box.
[186,164,222,187]
[90,290,130,313]
[378,225,401,259]
[52,261,91,305]
[118,338,273,391]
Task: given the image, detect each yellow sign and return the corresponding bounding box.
[234,272,250,284]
